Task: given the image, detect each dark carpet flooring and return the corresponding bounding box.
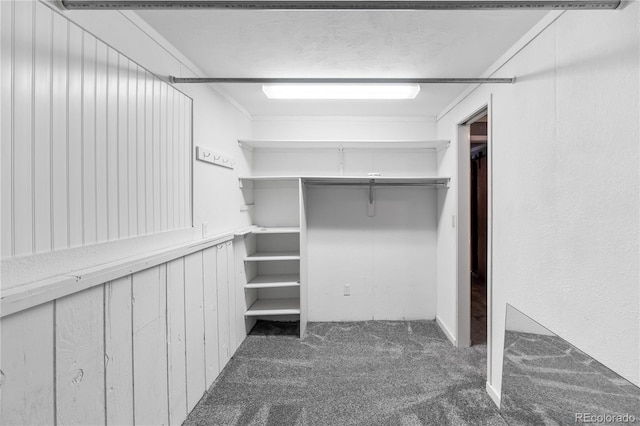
[184,320,505,426]
[500,331,640,426]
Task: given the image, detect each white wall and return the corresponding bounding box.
[307,186,438,321]
[252,115,437,141]
[437,4,639,392]
[249,118,441,322]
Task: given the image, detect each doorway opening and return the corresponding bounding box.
[469,114,488,346]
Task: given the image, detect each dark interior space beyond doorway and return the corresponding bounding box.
[470,117,488,346]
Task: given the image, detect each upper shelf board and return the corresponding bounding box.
[235,225,300,236]
[239,176,450,187]
[238,139,450,151]
[252,227,300,234]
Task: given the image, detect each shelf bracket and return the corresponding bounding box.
[368,179,376,217]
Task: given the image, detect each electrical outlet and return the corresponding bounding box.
[202,221,208,237]
[344,284,351,296]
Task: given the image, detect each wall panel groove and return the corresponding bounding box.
[1,0,193,262]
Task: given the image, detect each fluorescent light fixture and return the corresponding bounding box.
[262,84,420,100]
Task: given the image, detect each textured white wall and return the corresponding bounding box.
[437,4,639,391]
[251,116,437,141]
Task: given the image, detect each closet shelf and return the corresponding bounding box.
[245,298,301,316]
[246,274,300,289]
[238,139,450,150]
[239,176,450,187]
[245,251,300,261]
[252,226,300,234]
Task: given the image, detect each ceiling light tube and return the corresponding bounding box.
[262,84,421,100]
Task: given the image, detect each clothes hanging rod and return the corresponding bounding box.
[58,0,621,10]
[303,182,446,187]
[169,77,515,84]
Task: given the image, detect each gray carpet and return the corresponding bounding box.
[184,320,505,426]
[500,331,640,426]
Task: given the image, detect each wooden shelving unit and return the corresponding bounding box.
[242,225,301,321]
[245,298,301,317]
[245,251,300,261]
[245,273,300,289]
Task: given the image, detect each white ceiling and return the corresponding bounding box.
[136,9,549,117]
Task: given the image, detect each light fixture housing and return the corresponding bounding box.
[262,83,421,100]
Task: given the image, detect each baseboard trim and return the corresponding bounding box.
[486,381,501,408]
[436,316,457,346]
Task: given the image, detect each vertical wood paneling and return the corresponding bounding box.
[0,303,55,425]
[33,2,53,254]
[82,33,97,246]
[185,99,192,227]
[133,266,169,426]
[202,247,219,387]
[128,60,139,237]
[216,244,230,368]
[118,57,129,238]
[105,276,134,426]
[106,47,119,241]
[160,82,168,232]
[136,66,146,235]
[67,23,83,249]
[4,4,192,260]
[234,239,247,347]
[13,0,34,256]
[177,95,185,229]
[153,78,162,233]
[95,40,108,243]
[145,72,154,234]
[56,286,105,425]
[0,0,13,259]
[167,89,175,230]
[184,252,206,411]
[51,11,69,251]
[167,258,188,425]
[226,241,237,354]
[172,91,180,229]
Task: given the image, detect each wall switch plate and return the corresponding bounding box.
[344,284,351,296]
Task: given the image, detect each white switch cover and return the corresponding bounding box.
[344,284,351,296]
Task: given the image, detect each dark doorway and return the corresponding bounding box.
[470,115,488,346]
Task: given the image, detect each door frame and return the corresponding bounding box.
[456,98,494,385]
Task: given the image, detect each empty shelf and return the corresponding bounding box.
[246,274,300,289]
[245,251,300,261]
[252,226,300,234]
[238,139,450,150]
[245,298,300,316]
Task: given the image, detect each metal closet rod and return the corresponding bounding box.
[303,182,446,187]
[58,0,621,10]
[169,77,515,84]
